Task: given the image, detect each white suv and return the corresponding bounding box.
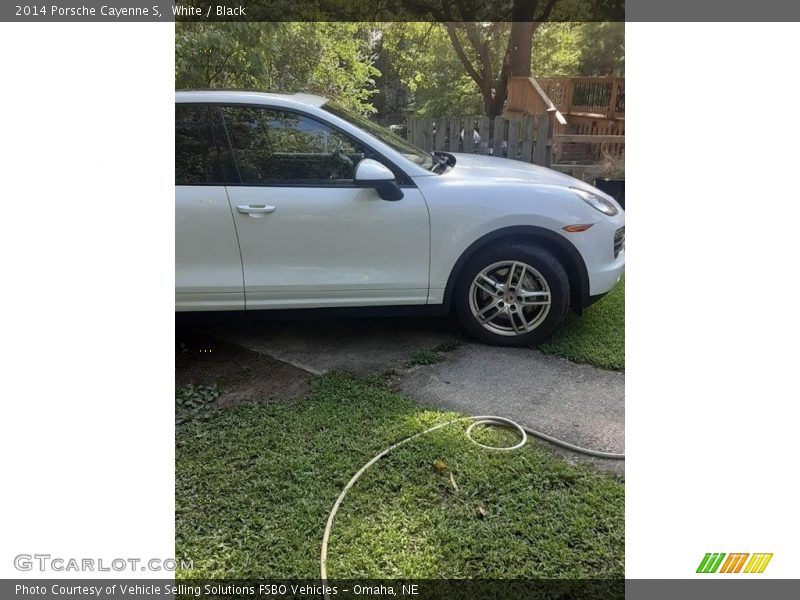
[176,91,624,346]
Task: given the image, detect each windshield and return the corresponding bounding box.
[323,102,434,171]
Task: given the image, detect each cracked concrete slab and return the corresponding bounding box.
[399,345,624,474]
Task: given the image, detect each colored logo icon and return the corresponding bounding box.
[697,553,773,574]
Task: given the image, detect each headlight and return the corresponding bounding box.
[570,187,618,216]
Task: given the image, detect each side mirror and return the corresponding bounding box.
[354,158,404,201]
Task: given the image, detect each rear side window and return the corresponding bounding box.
[175,104,225,185]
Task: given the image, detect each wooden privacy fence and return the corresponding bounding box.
[406,113,554,166]
[406,113,625,180]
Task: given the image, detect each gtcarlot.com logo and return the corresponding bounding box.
[696,553,773,574]
[14,554,193,572]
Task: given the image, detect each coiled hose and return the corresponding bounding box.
[320,415,624,586]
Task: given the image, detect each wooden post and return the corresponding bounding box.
[422,118,433,152]
[478,116,490,155]
[564,79,574,115]
[521,115,536,163]
[463,117,474,153]
[492,116,505,157]
[507,118,518,161]
[533,112,554,167]
[532,114,545,166]
[448,117,460,152]
[608,79,620,120]
[434,118,446,151]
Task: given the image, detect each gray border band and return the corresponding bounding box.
[3,0,800,23]
[627,579,800,599]
[627,0,800,21]
[2,579,800,598]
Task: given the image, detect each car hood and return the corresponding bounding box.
[442,152,597,192]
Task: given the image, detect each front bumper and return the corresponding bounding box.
[589,249,625,296]
[563,213,625,298]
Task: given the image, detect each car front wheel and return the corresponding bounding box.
[454,243,570,346]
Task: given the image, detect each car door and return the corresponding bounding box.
[218,104,430,309]
[175,103,244,310]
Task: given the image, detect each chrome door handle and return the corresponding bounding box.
[236,205,276,214]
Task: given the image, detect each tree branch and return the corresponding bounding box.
[444,23,484,89]
[464,23,493,85]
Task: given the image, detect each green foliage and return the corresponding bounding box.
[529,22,625,77]
[175,22,276,89]
[574,22,625,76]
[377,22,624,117]
[175,383,219,424]
[267,23,380,113]
[175,22,624,118]
[531,23,585,77]
[175,22,380,113]
[379,23,493,117]
[530,22,625,77]
[176,373,624,578]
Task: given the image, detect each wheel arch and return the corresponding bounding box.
[442,225,590,314]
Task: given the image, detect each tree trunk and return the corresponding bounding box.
[488,21,538,117]
[484,84,503,117]
[481,86,495,116]
[508,22,534,77]
[442,0,549,117]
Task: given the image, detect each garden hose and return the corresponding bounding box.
[320,416,624,587]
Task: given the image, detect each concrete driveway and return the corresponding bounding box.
[200,315,624,474]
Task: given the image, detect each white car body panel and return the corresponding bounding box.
[413,153,624,302]
[226,185,429,309]
[175,91,624,312]
[175,185,244,310]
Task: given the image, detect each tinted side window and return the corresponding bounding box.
[175,104,225,185]
[221,106,370,185]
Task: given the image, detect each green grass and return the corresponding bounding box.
[176,373,624,579]
[541,276,625,370]
[407,349,444,367]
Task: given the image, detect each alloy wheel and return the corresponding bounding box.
[468,260,552,336]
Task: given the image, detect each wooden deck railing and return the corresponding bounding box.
[507,76,624,120]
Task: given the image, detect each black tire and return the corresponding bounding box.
[454,243,570,346]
